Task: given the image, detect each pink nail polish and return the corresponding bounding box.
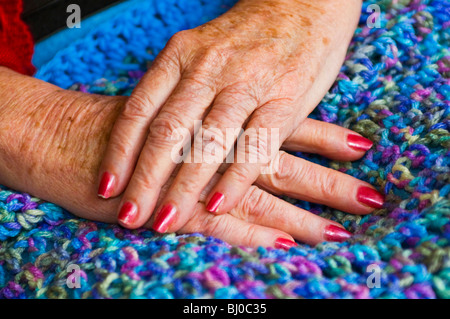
[118,202,137,225]
[274,238,297,250]
[357,186,384,209]
[152,204,177,233]
[347,134,373,152]
[324,225,352,242]
[98,172,115,199]
[206,192,225,213]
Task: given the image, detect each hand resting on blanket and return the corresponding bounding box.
[0,66,383,248]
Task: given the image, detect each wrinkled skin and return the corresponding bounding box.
[98,0,364,234]
[0,66,376,247]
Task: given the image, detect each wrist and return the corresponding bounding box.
[0,66,127,221]
[0,67,126,191]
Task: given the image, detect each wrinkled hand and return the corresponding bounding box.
[0,66,382,248]
[97,0,363,232]
[165,118,383,247]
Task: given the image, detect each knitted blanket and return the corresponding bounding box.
[1,0,449,299]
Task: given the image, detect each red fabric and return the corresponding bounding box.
[0,0,35,75]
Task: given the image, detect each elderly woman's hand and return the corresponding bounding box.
[0,67,383,248]
[97,0,363,232]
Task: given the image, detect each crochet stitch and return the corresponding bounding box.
[1,0,449,299]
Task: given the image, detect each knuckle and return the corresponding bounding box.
[227,164,254,185]
[132,169,159,192]
[273,151,293,182]
[163,30,195,68]
[185,48,227,83]
[203,215,227,238]
[109,135,135,159]
[166,75,215,108]
[206,94,253,126]
[255,101,295,122]
[241,224,260,247]
[166,30,190,52]
[299,164,341,200]
[318,169,342,199]
[195,46,223,70]
[121,93,155,122]
[241,186,269,217]
[296,211,307,231]
[175,175,201,195]
[308,123,330,148]
[150,113,185,143]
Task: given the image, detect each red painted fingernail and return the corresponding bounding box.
[206,192,225,213]
[324,225,352,242]
[274,238,297,250]
[357,186,384,209]
[98,172,115,199]
[118,202,137,226]
[347,134,373,151]
[153,204,177,233]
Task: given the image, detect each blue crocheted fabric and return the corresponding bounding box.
[1,0,449,299]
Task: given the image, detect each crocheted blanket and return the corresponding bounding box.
[1,0,449,299]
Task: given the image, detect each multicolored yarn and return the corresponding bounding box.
[1,0,449,299]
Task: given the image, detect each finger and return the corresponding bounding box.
[147,171,352,248]
[142,170,297,249]
[255,151,385,215]
[204,100,292,215]
[283,118,373,161]
[117,73,217,229]
[214,118,373,175]
[96,45,181,199]
[176,201,297,249]
[231,185,352,246]
[151,86,258,233]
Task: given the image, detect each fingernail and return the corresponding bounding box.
[274,238,297,250]
[206,192,225,213]
[118,202,137,226]
[153,204,177,233]
[324,225,352,242]
[357,186,384,209]
[347,134,373,152]
[98,172,115,199]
